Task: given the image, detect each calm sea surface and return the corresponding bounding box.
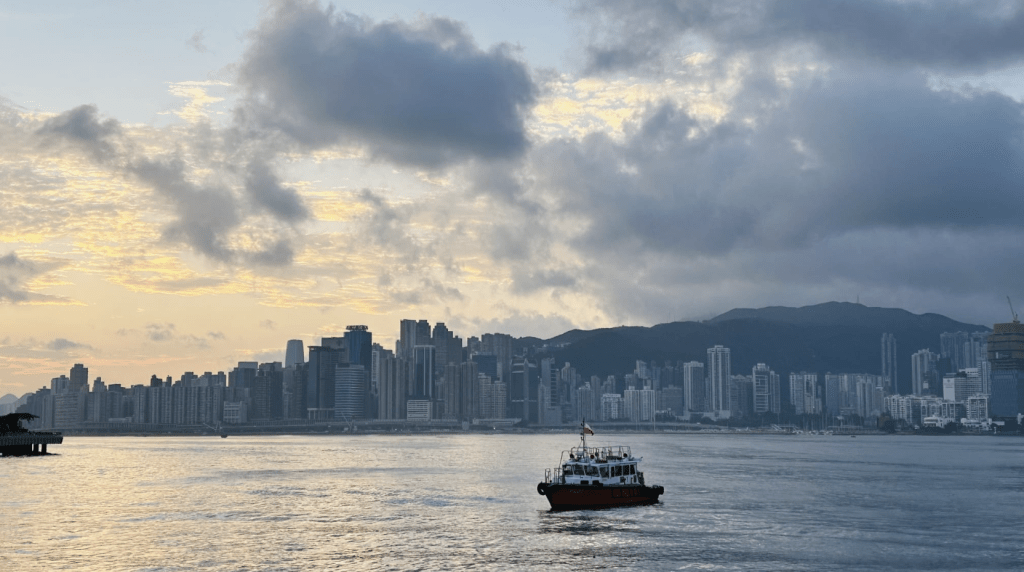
[4,433,1023,571]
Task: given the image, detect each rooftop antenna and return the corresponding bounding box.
[1008,296,1019,323]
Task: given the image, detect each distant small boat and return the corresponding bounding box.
[221,433,228,438]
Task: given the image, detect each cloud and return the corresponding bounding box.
[259,320,276,330]
[0,252,39,303]
[0,252,69,304]
[46,338,93,352]
[34,105,308,267]
[188,30,209,54]
[475,60,1024,325]
[237,0,537,167]
[36,104,124,162]
[579,0,1024,74]
[244,160,310,222]
[146,323,176,342]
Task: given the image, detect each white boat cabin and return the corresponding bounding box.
[544,445,645,486]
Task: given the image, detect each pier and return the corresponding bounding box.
[0,413,63,456]
[0,432,63,456]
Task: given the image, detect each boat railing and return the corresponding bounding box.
[560,445,632,464]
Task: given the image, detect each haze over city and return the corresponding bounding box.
[4,0,1024,397]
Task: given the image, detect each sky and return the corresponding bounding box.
[3,0,1024,397]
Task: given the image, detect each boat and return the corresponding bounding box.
[537,421,664,510]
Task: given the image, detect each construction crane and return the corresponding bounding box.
[1009,296,1019,323]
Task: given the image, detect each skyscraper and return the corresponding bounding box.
[285,340,305,369]
[940,331,970,372]
[881,333,897,394]
[752,363,771,414]
[988,318,1024,418]
[307,344,347,419]
[334,364,366,421]
[344,325,373,372]
[707,346,731,417]
[911,349,938,396]
[412,345,435,399]
[682,361,705,413]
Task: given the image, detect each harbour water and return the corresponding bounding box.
[4,433,1023,571]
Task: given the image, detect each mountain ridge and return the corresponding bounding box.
[532,302,989,394]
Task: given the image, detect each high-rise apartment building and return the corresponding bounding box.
[682,361,705,413]
[881,333,897,394]
[911,349,938,396]
[707,346,731,417]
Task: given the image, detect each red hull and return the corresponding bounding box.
[538,483,664,510]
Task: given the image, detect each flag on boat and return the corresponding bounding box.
[583,423,594,436]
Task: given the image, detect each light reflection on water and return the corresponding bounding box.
[4,434,1024,571]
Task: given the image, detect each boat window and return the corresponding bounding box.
[585,465,599,477]
[599,466,609,478]
[572,465,585,476]
[627,464,635,475]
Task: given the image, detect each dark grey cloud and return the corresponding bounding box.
[46,338,92,352]
[36,104,124,162]
[0,252,66,304]
[0,252,38,303]
[146,323,176,342]
[237,0,537,168]
[490,64,1024,324]
[244,160,310,222]
[580,0,1024,73]
[530,70,1024,260]
[36,105,307,267]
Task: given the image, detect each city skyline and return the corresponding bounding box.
[5,1,1024,397]
[7,304,1017,433]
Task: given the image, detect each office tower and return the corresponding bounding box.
[307,344,348,419]
[510,356,538,422]
[682,361,705,412]
[398,319,418,358]
[334,364,367,421]
[376,349,407,420]
[283,362,307,419]
[707,346,731,416]
[460,360,479,421]
[285,340,305,368]
[412,345,435,399]
[432,322,452,371]
[911,349,939,396]
[881,333,897,394]
[254,362,283,419]
[481,333,514,382]
[988,317,1024,417]
[441,362,460,420]
[471,353,498,382]
[344,325,373,371]
[69,363,89,392]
